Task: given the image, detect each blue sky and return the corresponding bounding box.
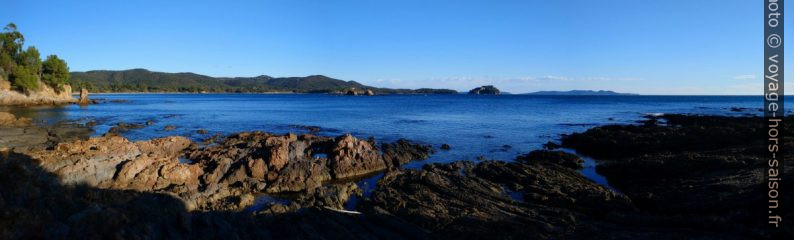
[0,0,773,94]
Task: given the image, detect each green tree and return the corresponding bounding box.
[0,23,24,59]
[10,65,38,92]
[42,55,69,91]
[20,46,41,75]
[0,23,25,75]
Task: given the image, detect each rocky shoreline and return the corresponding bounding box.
[0,112,791,239]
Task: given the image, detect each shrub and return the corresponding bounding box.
[11,66,38,92]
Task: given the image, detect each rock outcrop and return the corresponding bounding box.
[0,83,77,105]
[560,114,794,238]
[18,131,433,211]
[78,88,89,104]
[4,113,791,238]
[0,112,31,127]
[0,112,93,150]
[364,153,632,239]
[340,88,376,96]
[467,85,500,95]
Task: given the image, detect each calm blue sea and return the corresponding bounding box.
[5,94,761,164]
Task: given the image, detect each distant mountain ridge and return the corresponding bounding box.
[524,90,637,96]
[70,69,457,94]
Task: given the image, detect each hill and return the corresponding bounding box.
[524,90,637,96]
[70,69,456,94]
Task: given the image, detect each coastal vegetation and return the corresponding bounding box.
[0,23,69,93]
[70,69,458,94]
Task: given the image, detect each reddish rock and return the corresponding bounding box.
[328,134,386,179]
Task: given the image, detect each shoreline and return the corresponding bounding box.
[0,112,791,238]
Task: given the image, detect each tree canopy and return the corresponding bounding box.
[0,22,69,92]
[42,55,69,91]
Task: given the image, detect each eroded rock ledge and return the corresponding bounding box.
[362,158,632,239]
[19,131,433,211]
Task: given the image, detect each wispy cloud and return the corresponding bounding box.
[732,74,756,80]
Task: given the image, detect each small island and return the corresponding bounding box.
[467,85,501,95]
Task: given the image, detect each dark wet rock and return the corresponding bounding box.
[542,141,561,150]
[561,114,794,238]
[107,122,145,135]
[490,144,513,152]
[202,133,223,144]
[381,139,433,168]
[467,85,501,95]
[440,144,451,150]
[730,107,746,112]
[196,129,209,134]
[289,124,322,132]
[562,114,764,159]
[0,117,92,150]
[164,125,177,131]
[145,120,154,125]
[295,182,361,210]
[364,160,631,239]
[516,150,583,169]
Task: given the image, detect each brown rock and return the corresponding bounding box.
[0,112,31,127]
[247,158,267,179]
[328,134,386,179]
[264,134,295,171]
[78,88,89,104]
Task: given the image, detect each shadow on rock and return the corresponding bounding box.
[0,151,430,239]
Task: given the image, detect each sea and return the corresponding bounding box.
[2,93,765,207]
[4,94,761,165]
